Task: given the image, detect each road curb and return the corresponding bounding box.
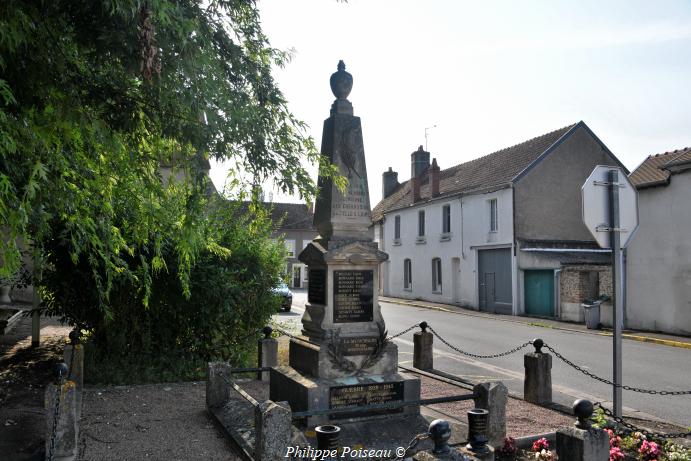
[382,297,691,350]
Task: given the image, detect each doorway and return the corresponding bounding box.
[524,270,555,317]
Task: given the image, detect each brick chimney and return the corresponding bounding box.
[382,167,399,199]
[411,145,430,178]
[430,158,440,197]
[412,176,421,203]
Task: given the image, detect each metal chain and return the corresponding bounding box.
[428,326,531,359]
[393,432,429,460]
[594,403,691,439]
[388,323,420,340]
[273,327,301,340]
[545,344,691,395]
[47,370,65,461]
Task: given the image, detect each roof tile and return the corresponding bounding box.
[372,124,576,221]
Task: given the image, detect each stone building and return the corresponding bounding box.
[627,147,691,335]
[262,202,318,289]
[372,121,623,319]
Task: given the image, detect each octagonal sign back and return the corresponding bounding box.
[581,165,639,249]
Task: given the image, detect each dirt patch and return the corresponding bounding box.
[79,382,240,461]
[0,317,71,461]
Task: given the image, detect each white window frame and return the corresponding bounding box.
[489,199,498,233]
[285,239,296,258]
[432,257,442,293]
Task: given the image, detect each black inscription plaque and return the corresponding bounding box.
[308,269,326,305]
[341,337,379,356]
[329,382,404,419]
[333,270,373,323]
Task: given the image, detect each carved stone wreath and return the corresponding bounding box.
[327,321,388,376]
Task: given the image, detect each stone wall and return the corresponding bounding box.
[559,265,611,322]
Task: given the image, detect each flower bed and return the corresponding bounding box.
[494,424,690,461]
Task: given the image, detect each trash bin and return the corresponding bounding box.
[581,300,602,330]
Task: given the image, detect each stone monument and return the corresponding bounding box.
[270,61,421,426]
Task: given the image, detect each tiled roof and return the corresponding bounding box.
[268,202,315,230]
[629,147,691,189]
[372,124,576,222]
[236,201,315,230]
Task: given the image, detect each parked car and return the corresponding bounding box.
[272,282,293,312]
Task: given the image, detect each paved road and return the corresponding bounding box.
[280,291,691,427]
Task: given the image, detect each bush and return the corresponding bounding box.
[43,198,285,384]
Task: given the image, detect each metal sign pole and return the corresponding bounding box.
[609,169,623,418]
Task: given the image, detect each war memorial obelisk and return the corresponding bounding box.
[269,61,421,426]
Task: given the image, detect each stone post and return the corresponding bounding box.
[524,338,552,406]
[206,362,232,409]
[45,378,78,461]
[64,330,84,418]
[556,400,608,461]
[472,382,507,448]
[257,326,278,381]
[413,322,434,371]
[254,400,292,461]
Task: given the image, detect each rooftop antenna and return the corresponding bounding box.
[425,125,437,151]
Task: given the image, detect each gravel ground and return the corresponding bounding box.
[79,382,241,461]
[415,372,574,437]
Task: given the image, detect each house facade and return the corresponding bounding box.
[373,121,625,320]
[265,203,318,289]
[627,148,691,335]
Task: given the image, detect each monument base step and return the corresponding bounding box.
[270,365,421,427]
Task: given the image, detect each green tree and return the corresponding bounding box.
[0,0,332,310]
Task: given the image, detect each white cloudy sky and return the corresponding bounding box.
[209,0,691,205]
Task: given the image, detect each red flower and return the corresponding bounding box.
[532,438,549,452]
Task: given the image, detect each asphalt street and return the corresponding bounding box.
[280,290,691,427]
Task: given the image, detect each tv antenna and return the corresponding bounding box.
[425,125,437,151]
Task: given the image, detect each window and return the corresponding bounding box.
[404,259,412,290]
[285,239,296,257]
[442,204,451,234]
[418,210,425,237]
[489,199,498,232]
[394,215,401,239]
[432,258,442,292]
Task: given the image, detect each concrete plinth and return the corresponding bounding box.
[45,381,78,461]
[524,352,552,405]
[556,426,608,461]
[473,382,507,448]
[206,362,231,409]
[254,400,292,461]
[270,366,421,427]
[258,338,278,381]
[413,331,434,371]
[63,345,84,418]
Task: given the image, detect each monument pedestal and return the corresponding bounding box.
[270,366,421,427]
[270,60,420,428]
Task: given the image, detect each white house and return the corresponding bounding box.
[627,148,691,335]
[373,122,626,319]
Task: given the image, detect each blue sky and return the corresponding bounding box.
[209,0,691,205]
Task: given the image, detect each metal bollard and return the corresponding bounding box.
[428,419,452,455]
[316,424,340,450]
[466,408,490,454]
[573,399,594,429]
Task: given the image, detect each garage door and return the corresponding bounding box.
[478,248,513,314]
[524,270,555,317]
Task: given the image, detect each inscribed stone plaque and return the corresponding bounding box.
[341,336,379,356]
[333,270,373,323]
[329,382,404,419]
[308,269,327,305]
